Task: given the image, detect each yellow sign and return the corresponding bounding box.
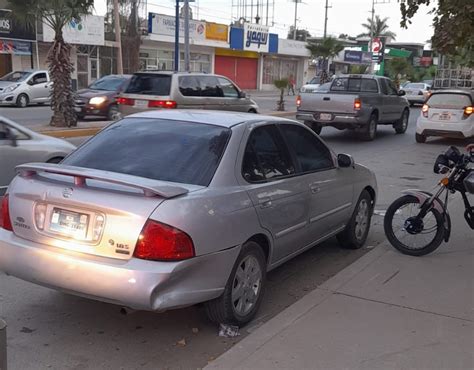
[215,48,259,59]
[206,22,228,42]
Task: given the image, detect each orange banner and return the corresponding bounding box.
[206,22,228,42]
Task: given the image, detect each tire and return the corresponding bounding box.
[16,94,29,108]
[107,104,120,120]
[415,133,427,143]
[248,109,257,114]
[205,241,266,326]
[383,195,445,256]
[394,109,409,134]
[304,121,322,135]
[358,113,377,141]
[337,190,373,249]
[76,113,85,120]
[37,102,45,106]
[47,157,64,164]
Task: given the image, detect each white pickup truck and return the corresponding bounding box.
[296,74,410,140]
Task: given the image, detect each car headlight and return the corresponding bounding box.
[4,84,20,93]
[89,96,107,105]
[300,87,306,93]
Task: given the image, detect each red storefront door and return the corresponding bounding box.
[215,55,258,90]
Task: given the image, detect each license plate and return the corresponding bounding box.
[319,113,332,121]
[49,208,89,239]
[439,113,451,121]
[134,100,148,108]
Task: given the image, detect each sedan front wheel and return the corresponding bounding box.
[205,241,266,326]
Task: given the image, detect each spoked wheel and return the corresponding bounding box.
[384,195,445,256]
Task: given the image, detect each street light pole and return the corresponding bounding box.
[113,0,123,74]
[174,0,180,72]
[293,0,298,40]
[368,0,375,74]
[184,0,190,72]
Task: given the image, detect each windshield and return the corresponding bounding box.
[331,78,378,93]
[0,71,32,82]
[89,76,127,91]
[427,93,472,109]
[63,118,231,186]
[125,74,172,95]
[406,83,425,89]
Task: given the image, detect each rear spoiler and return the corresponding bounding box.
[16,163,190,198]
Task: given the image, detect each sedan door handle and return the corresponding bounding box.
[258,197,273,208]
[310,184,321,194]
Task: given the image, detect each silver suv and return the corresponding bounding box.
[0,70,52,107]
[117,71,259,116]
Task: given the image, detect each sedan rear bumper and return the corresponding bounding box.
[416,117,473,138]
[0,229,240,311]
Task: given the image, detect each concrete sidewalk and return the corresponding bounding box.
[206,197,474,370]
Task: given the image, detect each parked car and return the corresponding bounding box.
[300,76,322,93]
[74,74,132,120]
[402,82,431,106]
[296,74,410,140]
[0,116,75,195]
[117,72,259,116]
[0,70,52,107]
[415,89,473,143]
[0,110,377,325]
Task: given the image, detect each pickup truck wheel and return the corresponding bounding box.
[305,121,322,135]
[394,109,409,134]
[358,113,377,141]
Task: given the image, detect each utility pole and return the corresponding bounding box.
[113,0,123,74]
[323,0,331,39]
[368,0,375,73]
[184,0,190,72]
[174,0,180,72]
[292,0,300,40]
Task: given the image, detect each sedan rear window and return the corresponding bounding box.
[427,93,472,109]
[125,74,171,95]
[63,118,231,186]
[405,83,425,89]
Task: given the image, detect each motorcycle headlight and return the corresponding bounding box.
[89,96,107,105]
[4,84,20,93]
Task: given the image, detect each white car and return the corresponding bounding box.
[0,70,52,107]
[402,82,431,106]
[416,90,474,143]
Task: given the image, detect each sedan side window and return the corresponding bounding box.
[32,73,47,85]
[217,77,239,98]
[242,125,295,182]
[279,124,334,173]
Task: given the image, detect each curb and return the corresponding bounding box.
[37,111,298,139]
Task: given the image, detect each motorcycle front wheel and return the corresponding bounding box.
[384,195,446,256]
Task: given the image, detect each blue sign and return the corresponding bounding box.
[344,50,362,63]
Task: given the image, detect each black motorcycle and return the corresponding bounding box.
[384,145,474,256]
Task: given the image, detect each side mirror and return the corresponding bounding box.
[398,90,406,96]
[239,91,247,99]
[2,127,17,147]
[337,153,354,168]
[27,79,34,86]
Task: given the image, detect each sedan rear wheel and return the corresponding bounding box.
[205,241,266,326]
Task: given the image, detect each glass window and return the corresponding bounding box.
[89,76,127,91]
[0,122,28,140]
[62,118,231,186]
[217,77,239,98]
[0,71,31,82]
[331,78,378,93]
[427,93,472,109]
[243,125,295,182]
[179,76,202,96]
[379,79,389,95]
[279,125,334,173]
[405,83,425,89]
[125,73,172,95]
[32,73,47,84]
[360,79,378,93]
[199,76,222,97]
[387,80,399,95]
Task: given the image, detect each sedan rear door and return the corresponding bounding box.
[242,124,311,264]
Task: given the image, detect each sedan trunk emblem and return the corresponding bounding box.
[62,188,73,198]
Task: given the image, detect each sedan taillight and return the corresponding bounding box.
[422,104,429,118]
[134,220,195,261]
[464,106,473,116]
[116,97,135,105]
[148,100,177,109]
[0,195,13,231]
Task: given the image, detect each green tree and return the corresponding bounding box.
[306,37,344,82]
[287,27,311,41]
[400,0,473,67]
[273,78,288,111]
[385,58,411,88]
[358,15,397,41]
[9,0,94,127]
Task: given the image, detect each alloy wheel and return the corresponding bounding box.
[231,255,262,317]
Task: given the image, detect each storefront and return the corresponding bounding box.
[214,48,259,89]
[0,9,35,76]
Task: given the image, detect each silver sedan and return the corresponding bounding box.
[0,116,76,195]
[0,110,377,325]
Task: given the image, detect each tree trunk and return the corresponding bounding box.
[47,31,77,127]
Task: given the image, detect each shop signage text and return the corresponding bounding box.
[0,10,35,41]
[0,39,31,55]
[205,22,228,42]
[243,23,269,52]
[0,18,11,33]
[148,13,205,41]
[343,50,373,64]
[43,15,104,45]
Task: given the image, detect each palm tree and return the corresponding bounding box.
[306,37,344,83]
[9,0,94,127]
[273,78,288,111]
[358,15,396,41]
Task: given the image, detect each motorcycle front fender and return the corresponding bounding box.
[401,190,451,242]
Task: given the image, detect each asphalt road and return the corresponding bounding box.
[0,92,296,128]
[1,108,473,369]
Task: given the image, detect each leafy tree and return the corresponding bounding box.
[273,79,288,111]
[338,33,356,41]
[287,27,311,41]
[358,15,396,41]
[9,0,94,127]
[385,58,411,88]
[349,65,369,74]
[306,37,344,82]
[400,0,473,67]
